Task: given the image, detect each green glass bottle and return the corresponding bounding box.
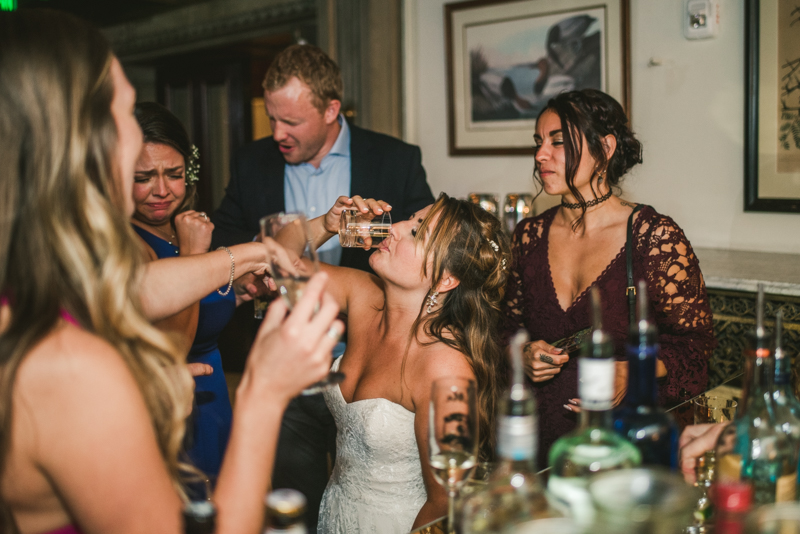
[546,288,641,528]
[461,331,563,533]
[715,285,798,505]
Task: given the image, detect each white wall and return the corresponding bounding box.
[403,0,800,253]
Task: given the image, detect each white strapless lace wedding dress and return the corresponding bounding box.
[317,358,427,534]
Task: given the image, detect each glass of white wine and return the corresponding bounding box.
[260,212,343,394]
[429,377,478,534]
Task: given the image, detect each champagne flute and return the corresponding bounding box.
[260,212,344,394]
[429,377,478,534]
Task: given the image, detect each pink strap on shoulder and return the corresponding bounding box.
[59,309,79,326]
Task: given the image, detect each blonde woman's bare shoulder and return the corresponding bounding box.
[14,322,146,418]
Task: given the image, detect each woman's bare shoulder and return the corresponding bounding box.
[407,342,474,401]
[15,323,141,407]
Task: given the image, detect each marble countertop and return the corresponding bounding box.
[695,247,800,297]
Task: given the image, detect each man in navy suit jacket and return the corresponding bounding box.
[210,45,433,531]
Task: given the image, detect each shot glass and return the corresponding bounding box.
[253,295,268,320]
[693,395,738,424]
[338,209,391,248]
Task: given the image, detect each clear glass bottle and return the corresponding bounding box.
[613,280,679,469]
[264,489,307,534]
[461,331,561,533]
[715,285,798,505]
[772,310,800,443]
[547,288,642,528]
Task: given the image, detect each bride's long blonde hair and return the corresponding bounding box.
[0,10,192,529]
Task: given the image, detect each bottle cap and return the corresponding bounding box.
[266,489,306,528]
[183,501,216,534]
[714,482,753,513]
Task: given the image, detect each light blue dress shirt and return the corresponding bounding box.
[284,116,350,266]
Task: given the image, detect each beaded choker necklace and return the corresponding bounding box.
[561,189,612,210]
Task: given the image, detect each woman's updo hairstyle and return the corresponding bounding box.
[535,89,642,227]
[134,102,197,215]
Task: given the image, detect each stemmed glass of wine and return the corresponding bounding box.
[260,212,344,394]
[429,377,478,534]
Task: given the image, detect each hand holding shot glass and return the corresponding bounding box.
[326,195,392,249]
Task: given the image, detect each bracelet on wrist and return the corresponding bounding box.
[216,246,234,296]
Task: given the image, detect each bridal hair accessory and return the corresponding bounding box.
[561,189,612,210]
[426,290,439,314]
[487,239,507,271]
[186,145,201,185]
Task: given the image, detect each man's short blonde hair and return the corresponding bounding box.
[262,44,343,113]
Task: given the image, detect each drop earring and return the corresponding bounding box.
[426,290,439,314]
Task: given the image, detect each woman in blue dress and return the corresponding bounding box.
[130,102,238,484]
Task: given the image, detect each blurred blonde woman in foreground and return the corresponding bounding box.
[0,9,342,534]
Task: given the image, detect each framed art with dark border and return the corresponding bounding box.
[445,0,630,156]
[745,0,800,212]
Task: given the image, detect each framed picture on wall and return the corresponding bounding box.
[445,0,630,156]
[745,0,800,212]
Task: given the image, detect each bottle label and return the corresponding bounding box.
[578,359,614,410]
[497,415,536,461]
[776,472,797,502]
[717,453,742,483]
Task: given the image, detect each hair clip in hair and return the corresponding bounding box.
[186,145,201,185]
[488,239,499,252]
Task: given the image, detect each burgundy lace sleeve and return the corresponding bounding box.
[635,212,716,406]
[500,217,544,345]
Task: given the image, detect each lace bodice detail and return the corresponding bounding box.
[501,205,715,467]
[317,358,427,534]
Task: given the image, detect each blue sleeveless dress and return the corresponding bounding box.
[132,225,235,481]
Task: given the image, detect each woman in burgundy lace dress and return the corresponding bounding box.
[501,89,715,468]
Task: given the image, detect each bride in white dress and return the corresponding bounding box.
[280,193,510,533]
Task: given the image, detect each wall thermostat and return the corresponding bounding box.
[685,0,720,40]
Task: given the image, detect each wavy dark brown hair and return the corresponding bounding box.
[134,101,198,218]
[410,194,511,459]
[533,89,643,229]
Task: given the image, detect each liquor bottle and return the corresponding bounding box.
[613,280,679,469]
[772,309,800,442]
[183,501,216,534]
[547,288,642,527]
[715,284,798,505]
[264,489,307,534]
[461,331,561,533]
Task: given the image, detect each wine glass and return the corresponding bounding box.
[429,377,478,534]
[260,212,344,394]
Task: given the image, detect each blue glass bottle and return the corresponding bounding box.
[613,280,679,469]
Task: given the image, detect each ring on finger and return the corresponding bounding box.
[199,212,208,220]
[539,353,554,364]
[326,325,341,341]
